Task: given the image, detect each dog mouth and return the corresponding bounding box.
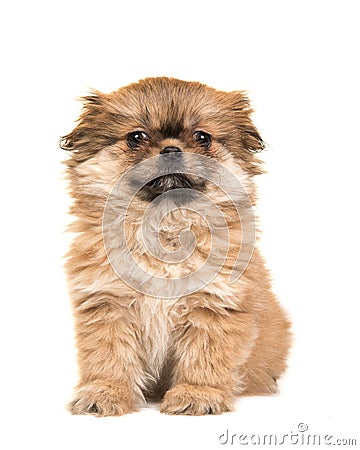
[137,173,206,202]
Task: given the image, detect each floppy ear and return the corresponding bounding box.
[242,125,265,154]
[60,91,118,163]
[224,91,265,175]
[228,91,265,153]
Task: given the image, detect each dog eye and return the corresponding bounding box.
[127,131,148,148]
[193,131,212,148]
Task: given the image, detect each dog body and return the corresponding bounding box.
[62,77,291,415]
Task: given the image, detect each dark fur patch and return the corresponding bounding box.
[159,113,185,138]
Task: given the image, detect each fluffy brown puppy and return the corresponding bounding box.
[61,77,291,416]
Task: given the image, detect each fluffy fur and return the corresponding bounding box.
[61,77,291,416]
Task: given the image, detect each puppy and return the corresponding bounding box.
[61,77,291,416]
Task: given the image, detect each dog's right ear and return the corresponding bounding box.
[60,91,117,163]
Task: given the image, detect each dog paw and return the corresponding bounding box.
[68,381,137,416]
[160,383,233,415]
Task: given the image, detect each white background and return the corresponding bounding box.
[1,1,359,449]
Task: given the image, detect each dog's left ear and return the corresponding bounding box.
[228,91,265,154]
[242,125,265,154]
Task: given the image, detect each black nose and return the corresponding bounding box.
[160,146,182,155]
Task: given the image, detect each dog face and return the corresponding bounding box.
[61,78,264,205]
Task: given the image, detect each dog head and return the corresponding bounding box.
[61,77,264,205]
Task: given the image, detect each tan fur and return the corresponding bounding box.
[62,77,291,416]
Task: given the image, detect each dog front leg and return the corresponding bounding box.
[69,294,145,416]
[160,299,258,415]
